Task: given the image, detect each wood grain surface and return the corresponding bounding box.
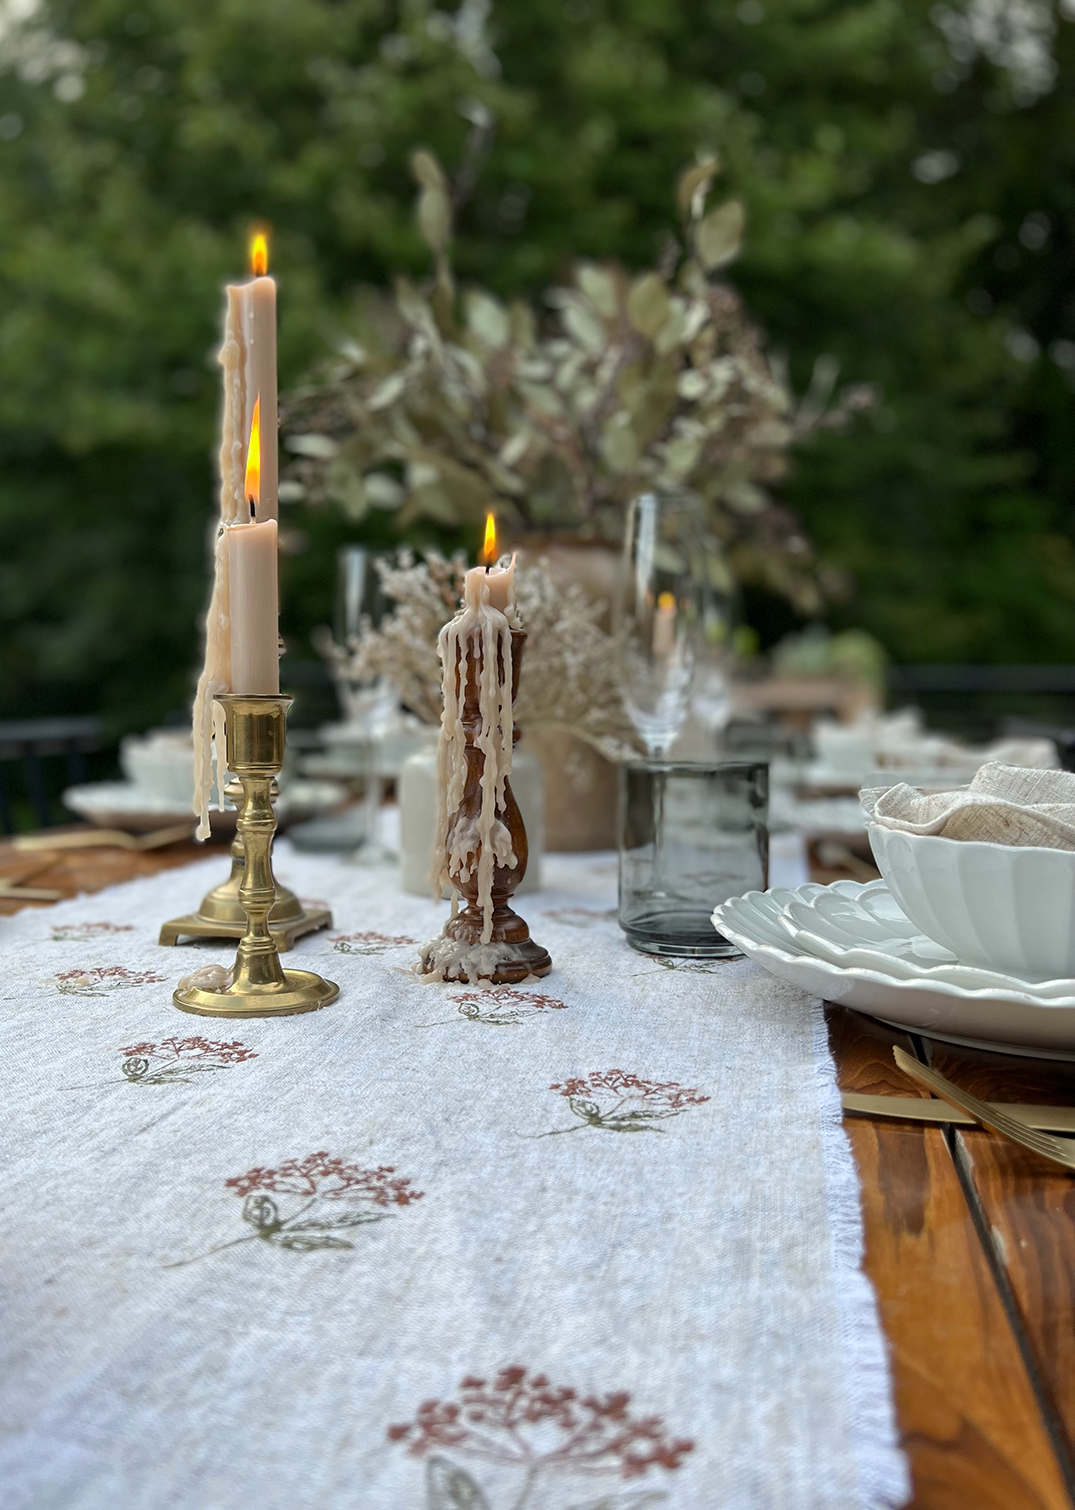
[928,1043,1075,1485]
[830,1010,1074,1510]
[0,831,223,915]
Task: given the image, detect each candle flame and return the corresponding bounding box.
[245,397,261,509]
[481,512,497,565]
[250,230,269,278]
[657,591,676,610]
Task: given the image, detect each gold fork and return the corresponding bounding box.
[893,1046,1075,1173]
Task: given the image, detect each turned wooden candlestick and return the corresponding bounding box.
[428,626,551,984]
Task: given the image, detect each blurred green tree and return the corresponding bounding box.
[0,0,1071,733]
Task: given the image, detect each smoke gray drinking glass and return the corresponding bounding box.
[618,760,769,957]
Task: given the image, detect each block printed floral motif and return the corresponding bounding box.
[168,1152,424,1267]
[119,1037,257,1085]
[535,1071,710,1138]
[646,958,724,974]
[331,930,418,955]
[49,965,166,996]
[49,921,135,944]
[388,1365,693,1510]
[418,988,569,1029]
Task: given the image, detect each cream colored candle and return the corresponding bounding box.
[228,506,280,693]
[192,233,280,838]
[652,589,677,657]
[227,398,280,695]
[465,552,516,613]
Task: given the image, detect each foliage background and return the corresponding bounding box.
[0,0,1072,734]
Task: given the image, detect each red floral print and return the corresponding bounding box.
[388,1366,692,1507]
[331,930,417,955]
[168,1153,424,1267]
[52,965,166,996]
[120,1037,257,1084]
[535,1070,710,1136]
[419,988,569,1028]
[49,921,135,944]
[226,1153,422,1206]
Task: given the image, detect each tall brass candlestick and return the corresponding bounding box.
[174,695,339,1018]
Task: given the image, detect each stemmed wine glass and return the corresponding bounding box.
[334,545,397,864]
[615,490,707,757]
[616,490,755,959]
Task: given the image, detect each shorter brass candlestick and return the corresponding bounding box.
[174,695,339,1018]
[158,778,332,951]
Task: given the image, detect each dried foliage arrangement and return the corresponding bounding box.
[316,550,640,761]
[282,153,871,611]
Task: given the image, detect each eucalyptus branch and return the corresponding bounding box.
[281,153,873,616]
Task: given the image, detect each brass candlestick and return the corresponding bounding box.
[173,695,339,1018]
[158,777,332,951]
[421,627,551,985]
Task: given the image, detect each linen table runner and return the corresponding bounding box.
[0,846,908,1510]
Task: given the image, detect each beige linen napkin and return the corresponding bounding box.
[861,761,1075,849]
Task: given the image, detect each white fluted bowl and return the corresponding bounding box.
[868,823,1075,981]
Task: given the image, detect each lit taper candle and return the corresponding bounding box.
[192,230,281,838]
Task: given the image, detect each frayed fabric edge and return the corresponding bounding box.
[810,1005,912,1509]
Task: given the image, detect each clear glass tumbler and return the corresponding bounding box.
[618,760,769,957]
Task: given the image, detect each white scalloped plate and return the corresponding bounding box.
[713,883,1075,1059]
[63,779,348,835]
[776,881,1075,999]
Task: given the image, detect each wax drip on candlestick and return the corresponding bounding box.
[418,515,551,983]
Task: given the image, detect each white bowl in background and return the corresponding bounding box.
[120,729,196,803]
[868,823,1075,981]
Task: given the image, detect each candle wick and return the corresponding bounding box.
[248,497,256,521]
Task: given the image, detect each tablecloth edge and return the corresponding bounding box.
[810,1004,913,1510]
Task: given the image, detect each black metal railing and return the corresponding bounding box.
[0,717,105,833]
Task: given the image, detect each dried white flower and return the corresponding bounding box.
[319,551,639,762]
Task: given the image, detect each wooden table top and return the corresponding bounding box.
[4,831,1073,1510]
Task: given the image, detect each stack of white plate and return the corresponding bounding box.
[713,879,1075,1058]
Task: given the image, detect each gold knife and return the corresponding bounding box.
[841,1092,1075,1133]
